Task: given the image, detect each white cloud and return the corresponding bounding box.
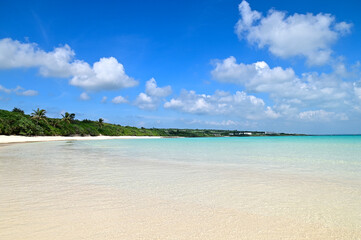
[80,92,90,101]
[265,106,280,119]
[134,78,172,110]
[212,56,354,111]
[69,57,138,91]
[0,84,38,96]
[0,38,138,91]
[272,104,299,120]
[298,110,348,121]
[0,38,74,77]
[0,85,11,94]
[16,89,38,96]
[211,56,296,93]
[188,119,242,127]
[164,89,277,120]
[235,1,352,65]
[354,82,361,100]
[134,93,157,110]
[145,77,172,97]
[112,95,128,104]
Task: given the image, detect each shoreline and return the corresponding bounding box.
[0,135,163,145]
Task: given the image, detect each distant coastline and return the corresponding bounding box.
[0,108,305,138]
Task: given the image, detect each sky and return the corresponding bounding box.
[1,0,361,134]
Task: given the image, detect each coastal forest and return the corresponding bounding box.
[0,108,297,137]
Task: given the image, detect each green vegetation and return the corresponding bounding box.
[12,107,25,114]
[0,108,303,137]
[61,112,75,124]
[31,108,47,123]
[98,118,104,128]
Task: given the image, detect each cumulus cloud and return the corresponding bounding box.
[212,56,296,94]
[134,93,157,110]
[164,89,278,120]
[80,92,90,101]
[134,78,172,110]
[265,106,281,119]
[112,95,128,104]
[0,84,38,96]
[0,38,74,77]
[212,56,354,111]
[69,57,138,91]
[235,1,352,65]
[145,78,172,97]
[0,38,138,91]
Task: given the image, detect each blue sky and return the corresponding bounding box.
[1,0,361,134]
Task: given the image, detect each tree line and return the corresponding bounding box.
[1,107,301,137]
[0,107,161,136]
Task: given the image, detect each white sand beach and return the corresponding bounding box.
[0,135,162,144]
[1,136,361,239]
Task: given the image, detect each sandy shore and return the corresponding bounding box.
[0,135,162,144]
[2,142,360,239]
[1,136,361,239]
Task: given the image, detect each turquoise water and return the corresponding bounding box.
[1,136,361,239]
[78,135,361,176]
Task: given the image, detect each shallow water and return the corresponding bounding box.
[1,136,361,239]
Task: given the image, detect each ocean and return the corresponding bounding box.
[1,136,361,239]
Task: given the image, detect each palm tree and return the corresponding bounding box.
[31,108,47,123]
[61,112,75,124]
[98,118,104,128]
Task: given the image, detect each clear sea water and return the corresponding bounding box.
[1,136,361,239]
